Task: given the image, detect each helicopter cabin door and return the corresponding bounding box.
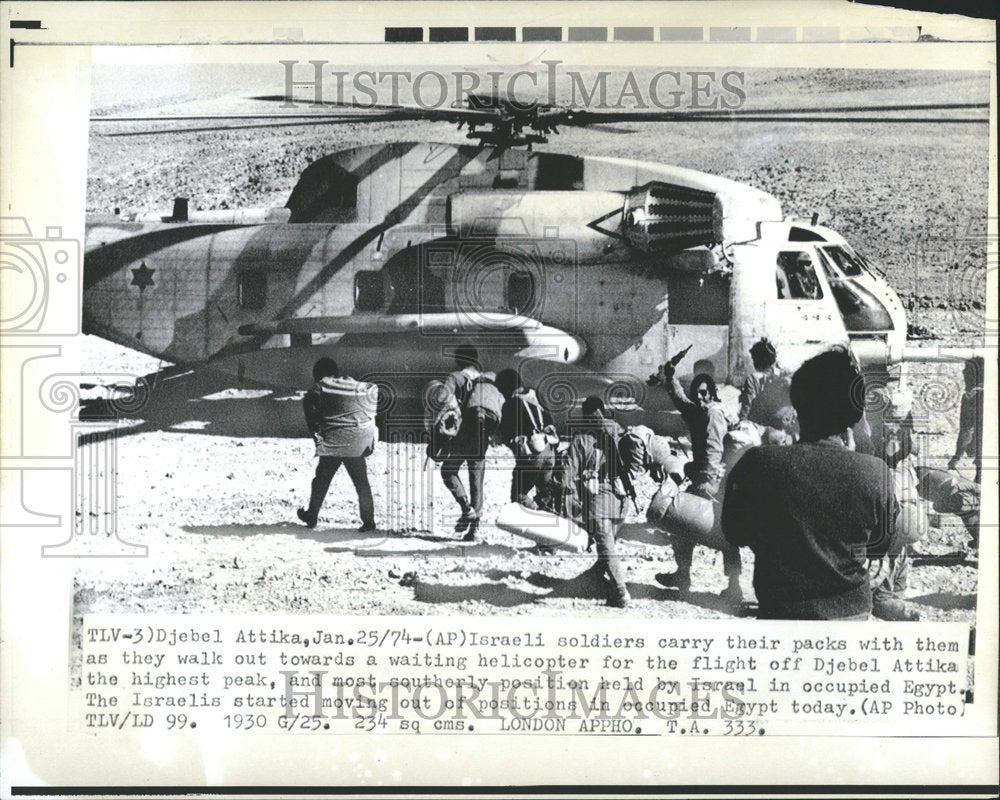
[730,242,847,374]
[756,246,846,370]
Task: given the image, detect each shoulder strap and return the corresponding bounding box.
[518,393,543,432]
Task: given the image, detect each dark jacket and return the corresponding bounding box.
[303,376,378,458]
[561,416,626,523]
[722,437,899,619]
[954,386,983,458]
[500,388,554,448]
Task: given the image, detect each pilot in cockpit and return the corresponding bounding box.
[776,252,822,300]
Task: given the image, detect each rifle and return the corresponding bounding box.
[646,344,693,386]
[668,344,693,367]
[613,436,641,515]
[621,466,640,515]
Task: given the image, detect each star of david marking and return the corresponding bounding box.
[131,261,155,292]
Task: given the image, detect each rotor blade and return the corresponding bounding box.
[250,96,988,117]
[672,115,989,124]
[549,101,988,127]
[693,102,988,116]
[250,93,408,111]
[91,112,379,121]
[560,110,988,125]
[579,123,637,134]
[96,115,414,137]
[249,93,498,124]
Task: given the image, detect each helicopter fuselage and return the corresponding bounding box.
[83,142,911,433]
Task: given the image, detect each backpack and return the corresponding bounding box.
[511,389,558,455]
[917,467,979,515]
[448,366,481,407]
[465,373,505,424]
[747,371,793,429]
[423,380,462,462]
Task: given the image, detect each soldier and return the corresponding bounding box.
[439,344,504,541]
[617,424,687,486]
[870,417,925,621]
[947,357,984,483]
[739,337,795,439]
[652,360,743,604]
[561,396,630,608]
[722,349,900,620]
[916,466,981,552]
[297,357,378,532]
[496,369,559,512]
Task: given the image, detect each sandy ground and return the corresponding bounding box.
[72,66,988,620]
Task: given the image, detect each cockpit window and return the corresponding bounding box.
[814,248,894,332]
[789,226,826,242]
[776,251,823,300]
[815,248,838,280]
[820,246,865,277]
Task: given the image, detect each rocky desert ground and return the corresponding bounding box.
[72,65,990,621]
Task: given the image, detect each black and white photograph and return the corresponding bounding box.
[1,1,996,793]
[72,62,990,622]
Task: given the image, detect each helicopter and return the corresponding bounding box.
[83,92,989,440]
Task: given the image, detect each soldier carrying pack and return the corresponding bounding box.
[423,379,462,462]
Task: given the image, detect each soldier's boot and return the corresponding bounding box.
[654,570,691,593]
[454,496,478,533]
[462,518,480,543]
[873,597,922,622]
[721,550,745,607]
[607,585,631,608]
[657,537,694,593]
